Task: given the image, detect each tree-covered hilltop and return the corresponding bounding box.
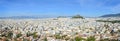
[72,14,84,19]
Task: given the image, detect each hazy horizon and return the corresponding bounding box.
[0,0,120,17]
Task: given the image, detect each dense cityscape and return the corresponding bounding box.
[0,0,120,41]
[0,15,120,41]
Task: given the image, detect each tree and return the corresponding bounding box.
[7,31,13,38]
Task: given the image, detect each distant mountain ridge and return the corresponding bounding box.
[0,16,72,19]
[100,13,120,17]
[0,16,56,19]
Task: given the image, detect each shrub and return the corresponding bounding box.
[64,37,70,41]
[100,38,118,41]
[86,36,96,41]
[100,38,109,41]
[118,29,120,32]
[1,33,7,37]
[26,32,32,37]
[5,38,9,41]
[61,35,67,39]
[75,36,86,41]
[44,37,48,41]
[32,32,38,39]
[109,39,118,41]
[54,34,62,39]
[23,38,29,41]
[16,33,22,38]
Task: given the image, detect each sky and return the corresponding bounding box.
[0,0,120,17]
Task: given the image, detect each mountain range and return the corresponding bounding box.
[100,13,120,17]
[0,16,56,19]
[0,13,120,19]
[0,16,72,19]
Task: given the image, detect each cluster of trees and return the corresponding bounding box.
[72,14,84,19]
[96,20,120,23]
[57,14,84,19]
[0,31,42,41]
[0,30,119,41]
